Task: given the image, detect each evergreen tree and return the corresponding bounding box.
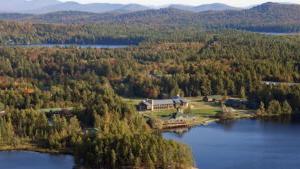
[267,100,282,115]
[282,100,292,114]
[256,101,266,116]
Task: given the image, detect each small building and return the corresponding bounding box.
[138,96,189,111]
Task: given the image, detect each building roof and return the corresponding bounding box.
[141,96,188,106]
[142,100,152,107]
[153,99,174,105]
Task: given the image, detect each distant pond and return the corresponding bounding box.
[3,44,130,49]
[163,118,300,169]
[255,32,300,36]
[0,151,74,169]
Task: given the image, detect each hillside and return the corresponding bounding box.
[169,3,240,12]
[197,2,300,32]
[0,0,149,14]
[26,2,150,14]
[0,1,239,14]
[0,3,300,33]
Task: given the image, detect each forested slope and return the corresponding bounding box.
[1,2,300,33]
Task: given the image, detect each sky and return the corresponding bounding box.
[60,0,300,7]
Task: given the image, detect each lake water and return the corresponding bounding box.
[255,32,300,36]
[2,119,300,169]
[163,118,300,169]
[0,151,74,169]
[4,44,130,49]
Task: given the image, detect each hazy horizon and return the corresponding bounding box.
[59,0,300,7]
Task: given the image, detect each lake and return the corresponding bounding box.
[3,44,130,49]
[0,151,74,169]
[255,32,300,36]
[163,118,300,169]
[2,119,300,169]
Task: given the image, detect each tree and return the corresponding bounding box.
[68,117,82,146]
[170,85,183,97]
[0,102,4,110]
[239,86,246,99]
[282,100,292,114]
[256,102,266,116]
[184,105,192,114]
[2,118,15,145]
[111,149,117,169]
[267,100,282,115]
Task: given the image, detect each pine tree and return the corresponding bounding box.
[256,102,266,116]
[111,150,117,169]
[282,100,292,114]
[267,100,282,115]
[239,86,246,99]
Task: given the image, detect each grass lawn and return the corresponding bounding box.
[189,109,221,116]
[148,109,177,117]
[188,98,221,116]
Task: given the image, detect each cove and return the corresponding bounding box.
[0,151,74,169]
[163,119,300,169]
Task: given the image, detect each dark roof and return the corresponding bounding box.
[153,99,174,105]
[140,97,188,106]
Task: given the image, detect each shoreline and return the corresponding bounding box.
[162,113,256,131]
[0,146,198,169]
[0,144,72,155]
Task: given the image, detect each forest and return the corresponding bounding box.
[1,27,300,168]
[1,31,300,108]
[1,3,300,46]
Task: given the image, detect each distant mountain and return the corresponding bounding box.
[196,2,300,32]
[26,2,150,14]
[0,1,239,14]
[116,4,151,13]
[1,2,300,33]
[19,8,194,24]
[0,0,61,13]
[26,2,122,14]
[169,3,241,12]
[0,0,149,14]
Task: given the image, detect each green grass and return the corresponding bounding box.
[144,109,176,118]
[189,109,221,116]
[188,98,221,116]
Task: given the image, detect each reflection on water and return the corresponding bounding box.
[163,115,300,169]
[259,114,300,124]
[162,127,191,137]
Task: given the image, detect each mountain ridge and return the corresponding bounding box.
[168,3,241,12]
[0,0,240,14]
[0,2,300,33]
